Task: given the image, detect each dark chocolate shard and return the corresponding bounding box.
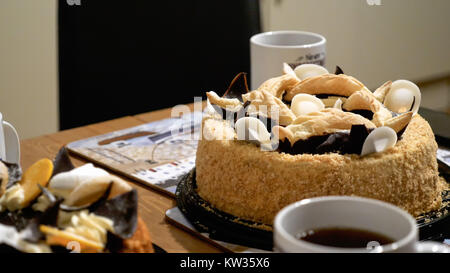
[278,135,330,155]
[343,125,371,154]
[212,100,277,133]
[349,109,374,120]
[92,189,138,239]
[288,63,297,70]
[22,199,62,243]
[38,184,58,204]
[242,99,251,108]
[315,94,348,99]
[222,72,249,102]
[316,132,350,154]
[0,198,50,232]
[277,139,293,154]
[0,193,61,246]
[281,98,291,107]
[0,160,22,189]
[52,147,75,178]
[0,210,29,230]
[396,127,407,140]
[409,96,416,112]
[335,65,344,75]
[277,125,372,155]
[105,231,124,253]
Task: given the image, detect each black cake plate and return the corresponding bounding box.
[152,243,166,253]
[174,168,450,251]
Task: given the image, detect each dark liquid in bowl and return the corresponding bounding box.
[298,227,395,248]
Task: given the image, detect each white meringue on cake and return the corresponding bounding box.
[383,80,421,115]
[294,64,329,81]
[291,93,325,116]
[361,127,398,156]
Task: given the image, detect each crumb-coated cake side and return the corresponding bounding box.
[196,114,446,226]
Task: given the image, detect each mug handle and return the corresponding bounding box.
[2,121,20,164]
[414,241,450,253]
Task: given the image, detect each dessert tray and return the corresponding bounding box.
[168,167,450,252]
[0,148,160,253]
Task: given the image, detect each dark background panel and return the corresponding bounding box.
[59,0,260,129]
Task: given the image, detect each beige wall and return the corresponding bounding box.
[0,0,58,139]
[260,0,450,111]
[260,0,450,87]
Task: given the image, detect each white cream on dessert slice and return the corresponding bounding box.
[33,163,132,212]
[48,163,110,199]
[35,163,130,250]
[57,210,114,247]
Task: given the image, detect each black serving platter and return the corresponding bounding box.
[176,168,450,251]
[176,169,273,251]
[153,243,166,253]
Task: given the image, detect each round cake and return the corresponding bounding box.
[195,65,447,227]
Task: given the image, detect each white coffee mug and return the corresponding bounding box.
[250,30,326,89]
[0,113,20,164]
[274,196,450,253]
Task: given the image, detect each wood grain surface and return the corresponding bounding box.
[20,102,220,253]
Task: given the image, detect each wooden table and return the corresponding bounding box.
[20,103,221,253]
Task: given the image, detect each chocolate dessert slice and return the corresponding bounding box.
[0,148,153,253]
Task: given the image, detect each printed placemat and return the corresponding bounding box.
[67,112,202,196]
